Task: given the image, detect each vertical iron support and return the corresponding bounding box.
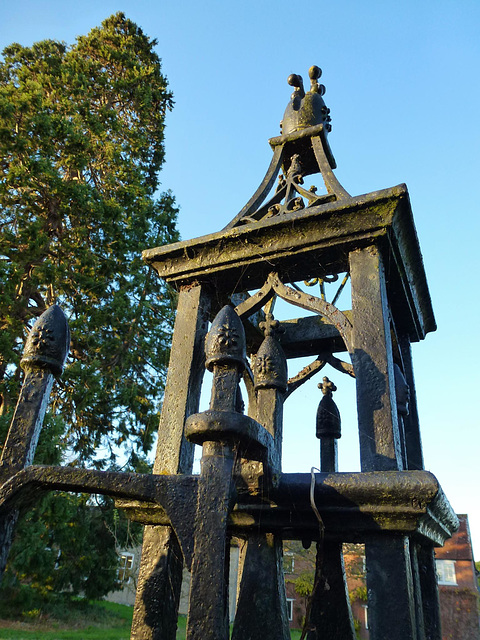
[307,379,356,640]
[398,335,424,471]
[307,541,356,640]
[0,305,69,577]
[320,438,337,472]
[186,441,235,640]
[410,542,427,640]
[349,245,403,472]
[233,532,290,640]
[185,305,246,640]
[416,543,442,640]
[350,246,419,638]
[232,328,290,640]
[365,535,418,640]
[131,285,210,640]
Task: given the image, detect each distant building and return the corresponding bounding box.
[435,514,480,640]
[343,544,369,638]
[108,544,240,622]
[107,549,140,606]
[283,541,316,629]
[343,515,480,639]
[108,515,479,638]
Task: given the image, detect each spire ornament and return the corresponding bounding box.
[282,66,332,136]
[316,376,341,440]
[21,305,70,376]
[205,305,246,372]
[254,311,287,393]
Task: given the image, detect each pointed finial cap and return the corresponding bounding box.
[316,377,341,439]
[21,305,70,375]
[205,305,246,372]
[254,335,288,392]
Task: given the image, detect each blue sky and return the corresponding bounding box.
[2,1,479,557]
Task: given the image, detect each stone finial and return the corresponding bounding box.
[21,305,70,375]
[205,305,246,372]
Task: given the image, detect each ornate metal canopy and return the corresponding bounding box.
[0,67,457,640]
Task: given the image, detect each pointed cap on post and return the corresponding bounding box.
[316,376,341,439]
[205,305,246,372]
[254,336,288,392]
[21,305,70,376]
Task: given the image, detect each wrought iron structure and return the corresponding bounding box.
[0,66,458,640]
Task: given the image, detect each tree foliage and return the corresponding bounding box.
[0,12,179,462]
[0,13,178,603]
[0,414,144,607]
[293,572,314,598]
[3,493,138,602]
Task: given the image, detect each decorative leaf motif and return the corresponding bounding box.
[217,323,239,349]
[30,327,54,348]
[255,354,279,378]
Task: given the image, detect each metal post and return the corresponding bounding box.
[349,245,403,472]
[398,335,424,471]
[416,543,442,640]
[186,441,235,640]
[350,246,418,639]
[410,541,427,640]
[232,318,290,640]
[307,378,356,640]
[185,305,246,640]
[365,535,417,640]
[131,285,210,640]
[0,305,69,576]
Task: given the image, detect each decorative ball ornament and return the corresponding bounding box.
[282,65,332,136]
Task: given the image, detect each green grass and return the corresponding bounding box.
[0,608,300,639]
[176,615,186,639]
[0,629,129,639]
[0,600,133,640]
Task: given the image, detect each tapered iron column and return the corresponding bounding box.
[350,245,403,472]
[131,285,210,640]
[232,313,290,640]
[365,535,418,640]
[410,541,427,640]
[307,378,356,640]
[416,542,442,640]
[0,305,69,577]
[350,245,417,640]
[187,440,235,640]
[185,306,248,640]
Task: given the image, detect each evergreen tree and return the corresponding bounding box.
[0,13,179,462]
[0,414,145,608]
[0,13,178,603]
